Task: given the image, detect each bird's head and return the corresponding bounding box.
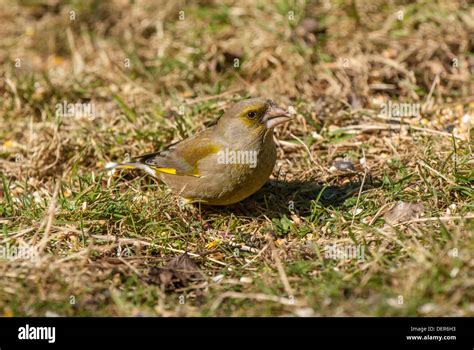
[217,98,292,140]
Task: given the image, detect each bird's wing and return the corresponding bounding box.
[133,128,221,177]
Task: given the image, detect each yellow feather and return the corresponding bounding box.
[156,167,201,177]
[156,167,176,175]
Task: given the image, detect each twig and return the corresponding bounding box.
[374,228,406,249]
[266,235,294,297]
[210,292,296,312]
[186,88,242,105]
[395,214,474,226]
[338,124,464,140]
[290,133,325,172]
[90,235,228,266]
[37,181,61,254]
[290,133,314,163]
[242,243,269,268]
[368,202,392,226]
[417,160,456,185]
[423,75,439,112]
[0,227,37,244]
[226,240,260,253]
[351,149,368,227]
[367,56,415,83]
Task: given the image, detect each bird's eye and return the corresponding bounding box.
[247,111,257,119]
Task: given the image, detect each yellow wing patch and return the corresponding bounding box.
[155,167,201,177]
[156,167,177,175]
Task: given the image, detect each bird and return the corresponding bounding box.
[106,98,292,205]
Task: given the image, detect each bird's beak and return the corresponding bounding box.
[263,105,292,129]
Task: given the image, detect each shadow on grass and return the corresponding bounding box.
[199,175,381,219]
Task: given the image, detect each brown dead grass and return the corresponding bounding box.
[0,0,472,316]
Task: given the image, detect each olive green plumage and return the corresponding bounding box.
[107,98,292,205]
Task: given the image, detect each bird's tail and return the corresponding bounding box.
[105,161,157,177]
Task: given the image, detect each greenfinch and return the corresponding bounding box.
[106,98,292,205]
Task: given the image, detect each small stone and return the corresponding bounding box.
[45,311,61,317]
[212,274,224,283]
[294,307,314,317]
[450,267,459,278]
[461,113,471,124]
[239,276,253,284]
[446,203,456,215]
[311,131,323,140]
[419,303,436,314]
[334,160,355,171]
[291,214,302,225]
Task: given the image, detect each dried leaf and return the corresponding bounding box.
[384,201,425,224]
[148,253,204,290]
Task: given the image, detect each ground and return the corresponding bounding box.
[0,0,473,316]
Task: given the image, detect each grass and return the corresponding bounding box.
[0,0,473,316]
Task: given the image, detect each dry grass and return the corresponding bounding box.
[0,0,473,316]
